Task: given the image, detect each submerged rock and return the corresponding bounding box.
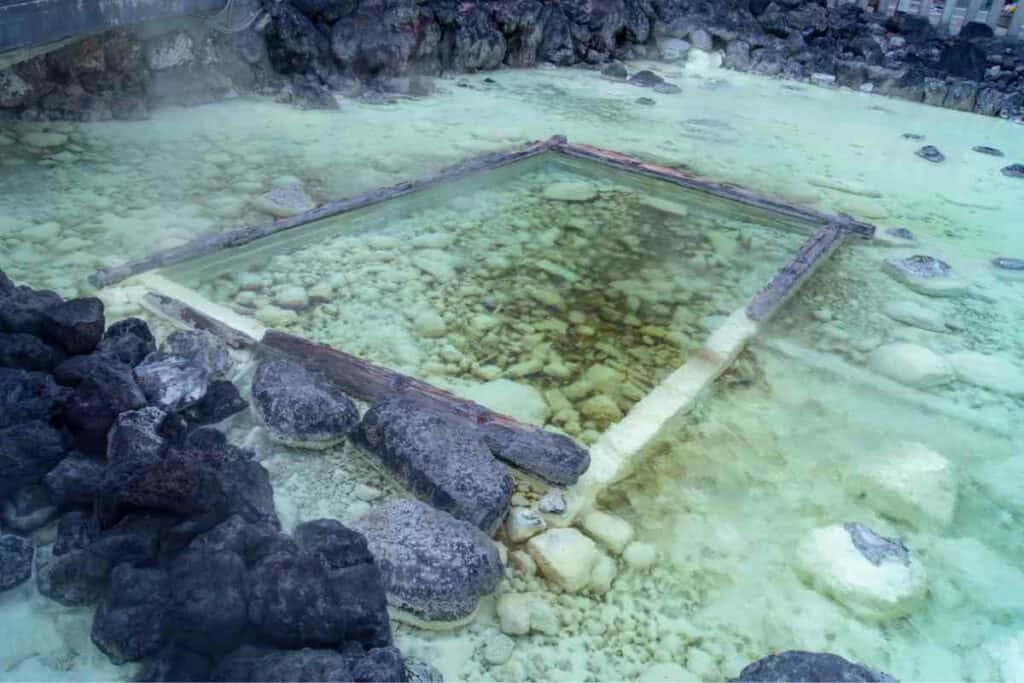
[542,182,597,202]
[795,523,927,620]
[653,82,682,94]
[869,342,953,389]
[915,145,945,163]
[1001,163,1024,179]
[213,646,352,682]
[355,500,503,624]
[0,419,68,500]
[628,69,664,87]
[358,397,512,534]
[948,351,1024,396]
[0,533,33,592]
[91,564,169,664]
[734,651,896,682]
[851,442,957,531]
[163,329,231,378]
[40,297,104,354]
[0,332,66,371]
[252,360,359,449]
[883,300,946,332]
[167,550,248,655]
[3,483,58,532]
[255,183,316,217]
[526,528,599,593]
[133,353,210,412]
[0,368,65,429]
[505,507,546,543]
[481,423,589,487]
[581,510,635,555]
[181,379,248,426]
[883,255,966,297]
[972,145,1004,157]
[992,257,1024,271]
[97,317,156,367]
[601,62,627,80]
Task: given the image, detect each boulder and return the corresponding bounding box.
[0,367,65,429]
[852,442,956,530]
[481,422,589,486]
[91,564,169,664]
[868,342,953,389]
[0,420,68,499]
[43,454,104,507]
[213,646,354,682]
[163,329,231,378]
[601,62,628,79]
[36,544,111,606]
[294,518,374,568]
[39,297,104,354]
[0,287,62,337]
[883,255,966,297]
[526,528,599,592]
[188,515,295,566]
[358,397,513,534]
[0,332,66,371]
[353,646,406,682]
[734,651,896,682]
[55,355,147,454]
[628,69,665,87]
[246,545,392,649]
[134,353,210,412]
[795,523,927,620]
[938,40,987,81]
[355,500,503,623]
[181,379,248,425]
[3,483,58,532]
[252,360,359,449]
[167,550,248,655]
[948,351,1024,396]
[581,510,635,555]
[96,317,156,367]
[53,509,99,556]
[0,533,33,592]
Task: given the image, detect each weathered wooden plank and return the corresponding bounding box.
[552,142,875,240]
[987,0,1006,26]
[746,225,845,322]
[89,136,560,289]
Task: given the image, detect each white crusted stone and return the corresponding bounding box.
[482,633,515,665]
[623,541,658,570]
[883,300,946,333]
[851,442,957,531]
[869,342,953,389]
[526,528,599,592]
[581,510,635,555]
[588,553,618,594]
[948,351,1024,397]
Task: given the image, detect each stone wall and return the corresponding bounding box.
[1,0,1021,122]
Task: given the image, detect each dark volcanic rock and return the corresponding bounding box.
[0,367,65,429]
[212,646,353,682]
[89,513,174,567]
[107,406,167,462]
[40,297,105,354]
[481,422,589,486]
[246,546,392,649]
[53,509,99,556]
[733,651,896,682]
[352,646,406,683]
[843,522,910,567]
[45,453,106,506]
[189,515,294,566]
[358,397,513,534]
[601,62,628,79]
[915,145,944,163]
[167,550,248,655]
[0,271,14,297]
[938,39,987,82]
[135,645,213,683]
[1002,164,1024,179]
[972,146,1003,157]
[56,355,148,455]
[0,420,68,499]
[91,564,170,664]
[0,332,66,371]
[884,227,915,241]
[295,518,374,569]
[181,379,248,426]
[3,483,58,532]
[36,544,111,606]
[0,287,62,337]
[163,329,231,378]
[635,96,655,105]
[355,499,503,623]
[959,21,994,40]
[134,353,210,412]
[653,81,682,94]
[993,257,1024,271]
[627,69,664,87]
[96,317,156,367]
[0,533,34,592]
[252,360,358,448]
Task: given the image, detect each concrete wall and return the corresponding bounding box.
[0,0,226,67]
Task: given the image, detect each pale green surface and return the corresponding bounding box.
[1,54,1023,682]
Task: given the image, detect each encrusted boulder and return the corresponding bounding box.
[0,532,33,592]
[163,329,231,378]
[213,646,354,682]
[44,452,107,506]
[0,419,68,499]
[734,651,896,682]
[795,523,927,620]
[355,499,503,624]
[883,255,966,297]
[39,297,105,354]
[252,360,359,449]
[481,421,589,486]
[55,354,147,454]
[0,368,65,429]
[96,317,156,367]
[0,286,62,337]
[167,549,249,655]
[0,332,66,371]
[91,564,170,664]
[181,379,248,426]
[358,397,513,534]
[133,353,210,412]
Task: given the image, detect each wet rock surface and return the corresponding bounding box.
[1002,163,1024,179]
[915,145,945,163]
[0,533,34,592]
[252,360,359,448]
[355,499,503,623]
[734,651,896,682]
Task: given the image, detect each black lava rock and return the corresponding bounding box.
[96,317,156,367]
[181,379,248,426]
[213,646,353,682]
[91,564,170,664]
[36,544,111,606]
[0,532,33,592]
[295,518,375,569]
[733,651,896,682]
[0,287,62,337]
[135,645,213,683]
[352,646,406,683]
[56,355,148,455]
[0,367,65,429]
[481,420,590,487]
[0,271,14,297]
[938,39,987,81]
[252,360,359,448]
[0,332,66,371]
[188,515,295,566]
[167,549,248,655]
[53,509,99,556]
[915,145,945,163]
[44,452,107,507]
[0,420,68,500]
[1002,163,1024,179]
[601,62,627,79]
[3,483,58,532]
[40,297,105,354]
[627,69,664,87]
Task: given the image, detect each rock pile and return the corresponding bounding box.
[0,270,406,682]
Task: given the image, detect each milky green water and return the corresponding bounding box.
[1,54,1023,682]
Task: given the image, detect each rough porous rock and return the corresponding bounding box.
[795,523,927,620]
[181,379,248,426]
[355,499,503,624]
[480,421,589,487]
[358,397,513,534]
[0,419,68,499]
[40,297,105,354]
[36,543,111,606]
[734,651,896,682]
[0,287,62,337]
[869,342,953,389]
[0,332,66,372]
[167,550,248,655]
[96,317,157,367]
[252,360,359,449]
[526,528,600,593]
[133,353,210,412]
[0,533,34,592]
[90,564,170,664]
[213,646,353,682]
[0,367,65,429]
[3,483,58,532]
[163,329,231,378]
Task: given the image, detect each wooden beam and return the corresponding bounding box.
[89,137,561,289]
[551,141,875,240]
[746,225,845,322]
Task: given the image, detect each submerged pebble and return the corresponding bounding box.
[972,145,1004,157]
[915,145,945,163]
[1001,163,1024,178]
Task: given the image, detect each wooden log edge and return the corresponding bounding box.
[550,141,876,241]
[89,136,563,289]
[746,224,845,322]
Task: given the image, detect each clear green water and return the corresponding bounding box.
[1,54,1023,681]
